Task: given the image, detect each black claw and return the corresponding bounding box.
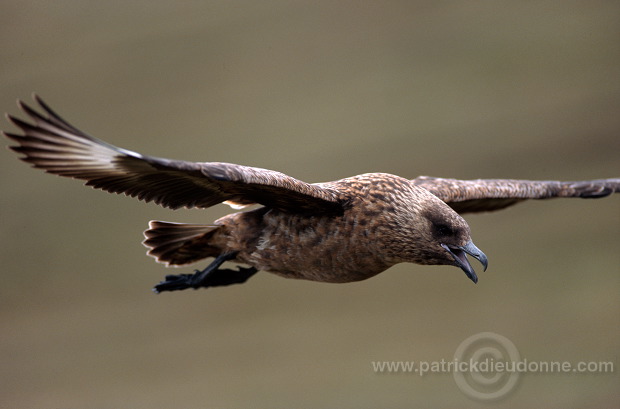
[153,274,197,293]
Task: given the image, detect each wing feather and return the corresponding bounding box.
[412,176,620,214]
[4,95,343,213]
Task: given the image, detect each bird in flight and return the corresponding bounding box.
[4,95,619,292]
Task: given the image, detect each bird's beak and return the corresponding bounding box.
[441,240,488,284]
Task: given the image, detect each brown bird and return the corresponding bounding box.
[4,96,619,292]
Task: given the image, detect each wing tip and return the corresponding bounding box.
[569,179,620,198]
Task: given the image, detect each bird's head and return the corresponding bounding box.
[421,205,488,283]
[378,181,488,283]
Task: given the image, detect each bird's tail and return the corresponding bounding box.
[143,221,223,266]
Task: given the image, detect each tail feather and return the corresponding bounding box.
[143,221,222,266]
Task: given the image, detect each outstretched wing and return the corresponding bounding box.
[4,95,343,213]
[412,176,620,214]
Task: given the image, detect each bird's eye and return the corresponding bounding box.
[434,223,453,236]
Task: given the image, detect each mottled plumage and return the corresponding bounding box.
[4,96,619,291]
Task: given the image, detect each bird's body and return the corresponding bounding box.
[147,173,461,284]
[4,95,619,291]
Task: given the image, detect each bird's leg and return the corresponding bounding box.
[153,252,258,293]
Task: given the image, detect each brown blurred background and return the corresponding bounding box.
[1,1,618,408]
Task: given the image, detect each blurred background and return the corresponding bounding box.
[1,1,618,408]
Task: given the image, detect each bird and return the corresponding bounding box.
[4,95,619,293]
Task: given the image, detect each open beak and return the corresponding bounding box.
[441,240,488,284]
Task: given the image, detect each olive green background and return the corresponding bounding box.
[1,1,618,408]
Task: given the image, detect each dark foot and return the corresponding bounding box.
[153,266,258,293]
[153,252,259,293]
